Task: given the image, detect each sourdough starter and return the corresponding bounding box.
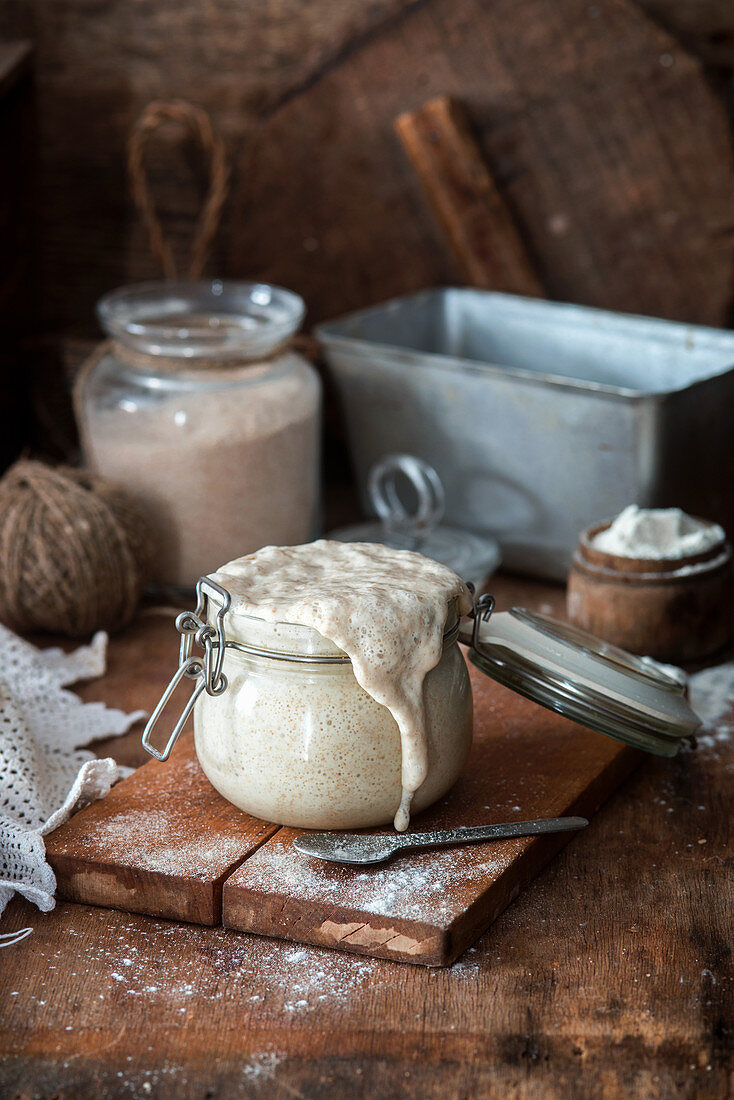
[196,541,474,830]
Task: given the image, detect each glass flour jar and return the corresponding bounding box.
[74,280,321,592]
[143,576,473,830]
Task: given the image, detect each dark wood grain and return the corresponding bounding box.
[230,0,734,330]
[0,40,30,96]
[0,40,33,473]
[1,0,733,342]
[1,576,732,1098]
[395,96,545,296]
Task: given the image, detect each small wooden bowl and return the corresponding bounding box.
[567,518,733,663]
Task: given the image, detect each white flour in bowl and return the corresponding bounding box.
[592,506,724,560]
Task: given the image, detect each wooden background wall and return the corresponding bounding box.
[3,0,734,353]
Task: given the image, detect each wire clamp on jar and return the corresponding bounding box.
[142,577,231,761]
[465,583,496,658]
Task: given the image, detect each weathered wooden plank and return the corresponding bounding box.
[231,0,734,329]
[0,0,416,332]
[45,600,639,965]
[395,95,545,295]
[1,0,732,341]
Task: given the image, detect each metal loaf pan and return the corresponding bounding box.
[316,289,734,580]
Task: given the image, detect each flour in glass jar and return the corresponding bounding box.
[80,351,320,589]
[211,541,473,830]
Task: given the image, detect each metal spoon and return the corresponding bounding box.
[293,816,588,866]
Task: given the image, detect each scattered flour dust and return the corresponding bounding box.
[240,1052,285,1083]
[4,903,491,1095]
[689,662,734,752]
[236,832,513,924]
[18,898,489,1023]
[48,752,256,880]
[52,910,385,1011]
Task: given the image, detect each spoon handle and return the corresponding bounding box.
[397,816,588,852]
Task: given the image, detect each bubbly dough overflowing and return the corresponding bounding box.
[212,541,473,830]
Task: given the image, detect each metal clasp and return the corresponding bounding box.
[141,577,232,762]
[177,577,231,696]
[465,582,496,658]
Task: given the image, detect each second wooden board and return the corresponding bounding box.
[222,663,640,965]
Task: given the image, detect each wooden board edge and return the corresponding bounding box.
[221,884,451,967]
[48,853,221,926]
[222,746,643,967]
[48,822,281,927]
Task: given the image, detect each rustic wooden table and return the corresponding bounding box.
[0,575,731,1099]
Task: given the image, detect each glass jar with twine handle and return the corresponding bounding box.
[73,100,323,594]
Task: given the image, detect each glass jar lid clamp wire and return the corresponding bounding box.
[142,576,231,762]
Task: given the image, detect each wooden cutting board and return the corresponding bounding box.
[46,660,640,966]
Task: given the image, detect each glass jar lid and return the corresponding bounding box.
[330,453,502,589]
[460,604,700,756]
[97,279,305,360]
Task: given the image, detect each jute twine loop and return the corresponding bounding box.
[128,99,230,280]
[0,460,155,638]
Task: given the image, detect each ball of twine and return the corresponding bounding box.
[0,459,154,637]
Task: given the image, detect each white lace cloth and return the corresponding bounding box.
[0,624,144,918]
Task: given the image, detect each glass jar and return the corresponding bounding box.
[74,280,321,592]
[143,578,473,830]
